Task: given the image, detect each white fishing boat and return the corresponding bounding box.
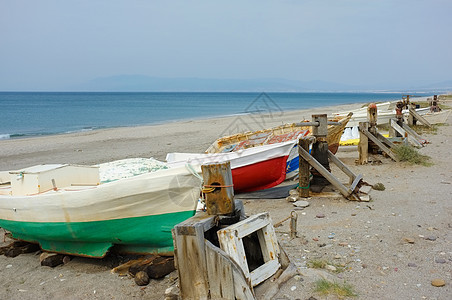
[0,159,202,257]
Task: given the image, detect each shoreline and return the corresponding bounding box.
[0,102,363,171]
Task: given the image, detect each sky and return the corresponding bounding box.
[1,0,451,91]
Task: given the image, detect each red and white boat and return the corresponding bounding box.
[166,141,295,193]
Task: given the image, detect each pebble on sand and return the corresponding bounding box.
[431,279,445,287]
[316,214,325,218]
[425,235,437,241]
[403,237,415,244]
[435,258,446,264]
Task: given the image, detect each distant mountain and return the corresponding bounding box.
[72,75,356,92]
[71,75,452,93]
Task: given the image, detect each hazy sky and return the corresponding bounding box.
[1,0,451,91]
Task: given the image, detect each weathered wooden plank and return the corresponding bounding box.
[205,240,235,300]
[360,127,398,161]
[201,162,235,215]
[217,213,281,287]
[298,137,312,197]
[349,174,363,192]
[409,107,432,128]
[358,122,369,165]
[376,132,396,149]
[327,150,356,185]
[298,144,351,197]
[262,263,298,300]
[401,122,426,145]
[174,213,217,300]
[250,259,280,286]
[390,119,423,148]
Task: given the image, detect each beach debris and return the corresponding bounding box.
[134,271,150,286]
[40,253,69,268]
[261,263,299,300]
[327,233,335,239]
[5,264,12,269]
[407,263,417,267]
[425,235,437,241]
[403,237,415,244]
[316,214,325,218]
[164,285,179,300]
[431,279,446,287]
[292,200,310,208]
[372,182,385,191]
[325,265,337,272]
[286,195,298,202]
[113,255,175,286]
[435,258,446,264]
[1,241,40,258]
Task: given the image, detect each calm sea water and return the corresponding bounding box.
[0,92,410,140]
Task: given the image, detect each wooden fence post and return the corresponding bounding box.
[298,137,311,198]
[358,122,369,165]
[201,162,234,215]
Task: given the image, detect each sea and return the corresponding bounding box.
[0,92,418,140]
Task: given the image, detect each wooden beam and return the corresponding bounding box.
[390,119,423,148]
[217,213,280,287]
[298,137,311,197]
[409,107,432,128]
[298,145,351,197]
[327,150,356,185]
[360,127,399,161]
[358,122,369,165]
[376,132,396,149]
[173,213,217,300]
[350,174,363,193]
[401,122,426,144]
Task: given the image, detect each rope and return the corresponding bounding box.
[203,184,234,188]
[202,184,234,194]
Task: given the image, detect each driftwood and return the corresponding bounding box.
[134,271,150,286]
[111,255,175,285]
[130,256,175,279]
[262,263,299,300]
[1,241,40,257]
[40,252,71,268]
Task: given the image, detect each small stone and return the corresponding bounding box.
[316,214,325,218]
[312,238,319,241]
[425,236,437,241]
[328,233,335,239]
[338,242,348,247]
[435,258,446,264]
[334,255,341,259]
[293,200,310,208]
[286,195,298,203]
[5,264,12,269]
[362,264,367,268]
[318,243,326,247]
[408,263,417,267]
[431,279,445,287]
[351,213,357,216]
[290,285,297,291]
[63,256,71,264]
[403,237,415,244]
[325,265,337,271]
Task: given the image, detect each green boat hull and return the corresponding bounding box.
[0,210,195,257]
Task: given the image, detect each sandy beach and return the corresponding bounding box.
[1,101,451,299]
